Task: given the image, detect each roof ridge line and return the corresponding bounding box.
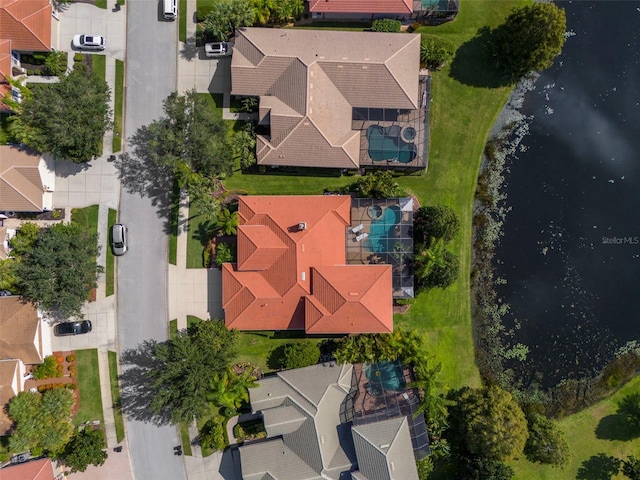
[0,177,40,210]
[384,35,420,109]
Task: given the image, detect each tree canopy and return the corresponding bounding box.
[452,385,528,461]
[617,392,640,430]
[622,455,640,480]
[8,69,111,163]
[147,319,239,424]
[414,205,460,245]
[8,389,75,456]
[524,413,570,466]
[58,429,108,473]
[204,0,255,40]
[16,222,102,318]
[136,90,232,217]
[493,3,567,79]
[348,170,401,198]
[282,341,320,369]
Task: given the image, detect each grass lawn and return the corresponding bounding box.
[179,0,187,42]
[222,0,529,390]
[112,59,124,153]
[169,319,178,338]
[91,54,106,81]
[106,208,117,296]
[510,376,640,479]
[71,205,99,232]
[73,349,105,426]
[196,0,216,21]
[235,331,323,374]
[179,422,193,456]
[186,208,212,268]
[95,0,107,8]
[169,181,180,265]
[108,351,125,443]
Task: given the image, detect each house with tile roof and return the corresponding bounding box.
[238,363,422,480]
[0,457,60,480]
[231,28,429,171]
[222,195,393,334]
[0,146,55,213]
[0,296,51,435]
[0,0,57,111]
[306,0,459,21]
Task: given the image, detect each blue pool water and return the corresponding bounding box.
[366,206,401,253]
[367,125,417,163]
[365,360,406,395]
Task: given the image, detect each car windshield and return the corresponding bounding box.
[114,242,124,248]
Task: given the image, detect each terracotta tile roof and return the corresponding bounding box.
[0,296,43,365]
[222,196,393,333]
[0,38,11,79]
[309,0,413,14]
[0,0,52,52]
[0,358,22,435]
[0,457,55,480]
[0,146,45,212]
[231,28,420,169]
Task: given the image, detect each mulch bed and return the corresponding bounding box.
[25,350,80,416]
[393,304,411,314]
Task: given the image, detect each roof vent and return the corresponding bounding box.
[380,444,390,449]
[301,271,306,281]
[298,222,307,230]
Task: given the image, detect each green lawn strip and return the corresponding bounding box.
[222,0,528,390]
[179,422,193,456]
[73,349,105,426]
[510,376,640,479]
[71,204,100,232]
[186,207,210,269]
[107,351,125,443]
[112,59,124,153]
[106,208,117,296]
[234,331,323,374]
[91,54,106,81]
[197,92,223,119]
[169,181,180,265]
[95,0,107,8]
[187,315,204,327]
[117,0,125,5]
[179,0,187,42]
[195,0,216,21]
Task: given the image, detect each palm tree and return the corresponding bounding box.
[208,369,258,410]
[414,237,446,280]
[216,208,238,236]
[251,0,274,25]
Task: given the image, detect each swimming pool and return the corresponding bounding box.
[366,125,417,164]
[365,360,406,394]
[365,205,401,253]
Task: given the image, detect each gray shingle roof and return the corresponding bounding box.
[240,438,323,480]
[351,417,419,480]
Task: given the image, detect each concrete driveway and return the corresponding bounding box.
[58,3,126,60]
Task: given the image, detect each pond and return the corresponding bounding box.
[494,1,640,388]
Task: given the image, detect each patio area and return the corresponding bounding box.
[346,198,415,298]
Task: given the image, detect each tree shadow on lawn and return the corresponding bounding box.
[448,26,513,89]
[576,453,620,480]
[114,126,174,233]
[595,413,639,441]
[118,340,174,426]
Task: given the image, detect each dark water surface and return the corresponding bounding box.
[495,1,640,387]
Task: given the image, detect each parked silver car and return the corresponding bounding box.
[204,42,233,58]
[72,34,106,51]
[110,223,128,256]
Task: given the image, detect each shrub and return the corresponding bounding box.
[66,354,75,362]
[215,242,235,267]
[66,383,77,390]
[43,50,66,76]
[350,170,401,198]
[414,205,461,245]
[70,372,76,378]
[234,420,266,443]
[68,364,75,372]
[73,53,84,62]
[524,413,570,466]
[419,35,454,70]
[371,18,401,33]
[57,356,64,363]
[409,21,421,33]
[199,417,226,451]
[33,356,63,380]
[282,341,320,369]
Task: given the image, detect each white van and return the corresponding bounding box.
[163,0,177,20]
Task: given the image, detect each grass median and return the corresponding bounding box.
[106,208,117,296]
[112,59,124,153]
[108,351,125,443]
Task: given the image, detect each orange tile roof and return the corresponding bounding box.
[0,0,52,52]
[0,39,11,80]
[223,196,393,334]
[0,457,55,480]
[309,0,413,14]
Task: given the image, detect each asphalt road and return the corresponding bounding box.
[118,1,185,479]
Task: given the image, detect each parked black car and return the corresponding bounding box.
[54,320,92,336]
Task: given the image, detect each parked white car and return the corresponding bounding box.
[72,35,106,51]
[205,42,233,58]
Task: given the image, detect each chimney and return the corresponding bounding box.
[298,222,307,230]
